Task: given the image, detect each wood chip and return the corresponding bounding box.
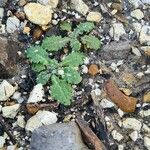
[76,117,107,150]
[105,79,137,112]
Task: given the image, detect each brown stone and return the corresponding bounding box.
[88,64,99,76]
[143,91,150,103]
[0,36,21,78]
[105,79,137,112]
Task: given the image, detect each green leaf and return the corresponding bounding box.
[63,67,82,84]
[42,36,70,51]
[70,39,81,51]
[61,52,85,67]
[36,71,51,85]
[32,63,45,72]
[26,46,49,65]
[48,59,59,70]
[60,22,72,32]
[51,75,73,105]
[81,35,101,50]
[71,22,95,37]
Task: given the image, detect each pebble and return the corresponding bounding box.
[27,84,45,103]
[24,3,53,26]
[142,124,150,133]
[7,145,16,150]
[132,47,141,56]
[0,8,4,19]
[139,109,150,117]
[100,99,115,108]
[133,22,142,33]
[86,11,102,22]
[70,0,89,15]
[30,122,88,150]
[144,136,150,150]
[2,104,20,119]
[118,145,124,150]
[111,130,124,142]
[129,131,138,141]
[141,0,150,4]
[117,109,125,117]
[6,16,20,33]
[0,80,16,101]
[143,91,150,103]
[81,65,88,73]
[37,0,59,8]
[17,115,25,128]
[109,23,126,41]
[131,9,144,20]
[136,72,144,79]
[122,118,142,131]
[0,136,5,148]
[25,110,57,132]
[128,0,142,8]
[139,26,150,45]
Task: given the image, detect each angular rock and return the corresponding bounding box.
[100,41,131,60]
[111,130,123,142]
[37,0,59,8]
[86,11,102,22]
[109,23,126,41]
[30,122,89,150]
[6,16,20,33]
[122,118,142,131]
[24,3,53,26]
[139,26,150,45]
[0,36,21,78]
[2,104,20,119]
[0,80,15,101]
[27,84,45,103]
[131,9,144,20]
[105,80,137,112]
[70,0,89,15]
[25,110,57,132]
[143,91,150,103]
[129,131,138,141]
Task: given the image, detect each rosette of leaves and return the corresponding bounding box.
[27,46,85,105]
[42,22,101,51]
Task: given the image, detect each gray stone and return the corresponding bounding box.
[141,0,150,4]
[0,36,21,78]
[0,8,4,19]
[0,0,7,7]
[30,122,89,150]
[37,0,59,8]
[100,41,131,60]
[6,16,20,33]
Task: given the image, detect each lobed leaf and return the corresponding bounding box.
[70,39,81,51]
[36,71,51,85]
[63,67,82,84]
[60,22,72,32]
[61,52,85,67]
[26,46,49,65]
[42,36,70,51]
[32,63,45,72]
[81,35,101,50]
[51,75,73,105]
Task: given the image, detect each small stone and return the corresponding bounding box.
[142,124,150,133]
[19,0,27,6]
[131,9,144,20]
[88,64,99,76]
[2,104,20,119]
[0,0,7,7]
[139,26,150,45]
[129,131,138,141]
[82,65,88,73]
[12,92,21,100]
[143,91,150,103]
[27,84,45,103]
[23,26,31,34]
[86,11,102,22]
[139,109,150,117]
[120,88,132,96]
[118,145,124,150]
[100,99,115,108]
[109,23,126,41]
[117,109,125,117]
[133,22,142,33]
[0,8,4,19]
[30,122,88,150]
[17,115,25,128]
[70,0,89,15]
[136,72,144,79]
[0,136,5,148]
[25,110,57,132]
[6,16,20,33]
[37,0,59,8]
[128,0,142,8]
[144,136,150,150]
[122,118,142,131]
[122,73,137,85]
[24,3,53,26]
[7,145,16,150]
[0,80,16,101]
[111,130,123,142]
[141,0,150,4]
[132,47,141,56]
